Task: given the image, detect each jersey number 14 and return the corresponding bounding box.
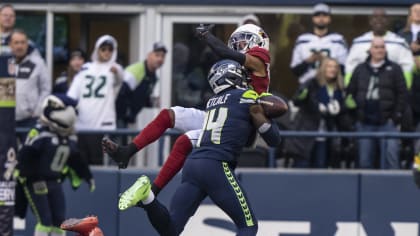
[197,107,228,146]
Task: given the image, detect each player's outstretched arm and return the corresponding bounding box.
[249,104,281,146]
[195,25,265,73]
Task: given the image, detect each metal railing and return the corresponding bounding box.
[16,128,420,168]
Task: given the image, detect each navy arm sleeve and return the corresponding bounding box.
[291,61,311,77]
[259,121,281,146]
[204,33,246,65]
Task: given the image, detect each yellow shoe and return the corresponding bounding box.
[118,175,151,210]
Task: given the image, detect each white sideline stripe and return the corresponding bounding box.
[14,217,25,230]
[391,222,419,236]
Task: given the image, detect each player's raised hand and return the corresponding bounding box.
[102,138,138,169]
[195,24,215,40]
[102,138,118,153]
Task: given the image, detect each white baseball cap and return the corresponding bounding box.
[313,3,331,15]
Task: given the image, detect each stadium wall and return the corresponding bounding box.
[13,168,420,236]
[3,0,419,6]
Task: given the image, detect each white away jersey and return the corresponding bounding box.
[345,31,414,76]
[67,62,121,130]
[290,32,348,84]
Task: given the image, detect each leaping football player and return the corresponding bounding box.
[103,23,284,196]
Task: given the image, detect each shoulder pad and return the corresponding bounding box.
[258,92,273,98]
[80,63,91,71]
[247,47,270,63]
[352,32,369,43]
[242,89,259,100]
[240,89,259,104]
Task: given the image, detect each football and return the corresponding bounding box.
[258,95,289,118]
[61,216,99,234]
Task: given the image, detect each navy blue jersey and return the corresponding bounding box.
[17,125,90,181]
[190,88,258,163]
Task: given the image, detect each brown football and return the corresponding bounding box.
[258,95,289,118]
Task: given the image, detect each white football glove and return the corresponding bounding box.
[318,103,327,114]
[327,100,340,115]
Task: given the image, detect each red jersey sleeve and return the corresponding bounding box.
[246,47,271,94]
[247,47,270,64]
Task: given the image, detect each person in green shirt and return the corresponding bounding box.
[116,42,167,124]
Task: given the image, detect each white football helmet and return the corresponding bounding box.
[228,24,269,54]
[40,95,77,136]
[207,59,249,94]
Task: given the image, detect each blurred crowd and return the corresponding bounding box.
[3,3,420,170]
[277,3,420,170]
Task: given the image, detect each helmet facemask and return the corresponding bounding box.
[228,24,270,53]
[228,32,262,54]
[208,60,249,94]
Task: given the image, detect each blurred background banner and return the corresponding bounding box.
[0,54,16,235]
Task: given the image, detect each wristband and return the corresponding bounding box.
[258,123,271,133]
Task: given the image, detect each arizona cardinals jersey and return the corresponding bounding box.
[247,47,270,94]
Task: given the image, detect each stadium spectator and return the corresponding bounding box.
[397,3,420,169]
[0,4,15,55]
[0,4,41,57]
[116,42,167,125]
[399,3,420,178]
[53,49,87,93]
[287,57,345,168]
[346,37,408,169]
[10,29,51,139]
[290,3,348,85]
[171,42,196,107]
[173,45,216,109]
[14,94,94,236]
[399,3,420,56]
[67,35,124,165]
[345,8,414,88]
[117,59,281,235]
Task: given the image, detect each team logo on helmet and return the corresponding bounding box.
[228,24,269,53]
[207,59,249,94]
